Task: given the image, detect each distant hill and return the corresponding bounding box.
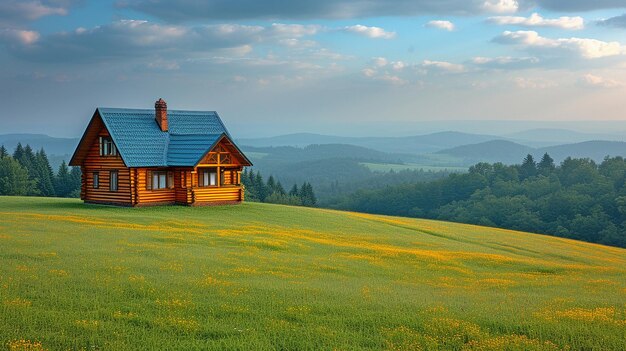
[507,128,625,145]
[239,131,509,154]
[540,141,626,162]
[435,140,532,164]
[241,143,401,163]
[437,139,626,165]
[0,133,78,156]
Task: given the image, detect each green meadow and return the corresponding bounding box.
[0,196,625,350]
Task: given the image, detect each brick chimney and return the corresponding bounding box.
[155,98,168,132]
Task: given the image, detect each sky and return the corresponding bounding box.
[1,0,626,138]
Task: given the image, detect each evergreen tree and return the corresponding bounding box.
[275,180,286,195]
[289,184,299,197]
[0,157,36,195]
[69,166,82,197]
[0,145,7,158]
[12,143,24,162]
[55,161,71,197]
[255,171,267,201]
[519,154,537,179]
[34,148,56,196]
[300,182,317,207]
[266,175,276,194]
[537,153,555,175]
[16,144,37,182]
[241,168,258,201]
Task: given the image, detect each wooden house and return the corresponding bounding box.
[69,99,252,206]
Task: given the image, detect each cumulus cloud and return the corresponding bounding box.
[471,56,539,69]
[597,13,626,28]
[513,76,557,89]
[344,25,396,39]
[488,13,584,30]
[579,73,623,88]
[482,0,519,14]
[421,60,466,73]
[0,0,70,25]
[1,20,329,62]
[493,30,624,59]
[0,28,40,45]
[425,20,455,31]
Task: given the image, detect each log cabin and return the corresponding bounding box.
[69,99,252,206]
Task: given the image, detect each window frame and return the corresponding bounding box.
[151,171,168,190]
[110,170,118,192]
[99,136,118,157]
[93,172,99,189]
[199,168,218,187]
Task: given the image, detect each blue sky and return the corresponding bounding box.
[1,0,626,137]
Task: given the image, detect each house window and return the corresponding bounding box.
[99,137,117,156]
[93,172,99,189]
[152,171,168,190]
[110,170,118,191]
[199,168,217,187]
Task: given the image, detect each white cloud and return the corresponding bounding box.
[344,25,396,39]
[422,60,466,73]
[2,20,329,63]
[269,23,321,37]
[362,68,377,77]
[372,57,388,67]
[471,56,539,69]
[0,1,68,25]
[481,0,519,14]
[513,77,557,89]
[0,28,40,45]
[278,38,317,48]
[494,30,624,59]
[426,20,455,31]
[488,13,584,30]
[579,74,623,88]
[391,61,406,70]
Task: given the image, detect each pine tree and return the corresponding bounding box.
[266,175,276,194]
[69,166,82,197]
[254,171,267,201]
[299,182,317,207]
[275,180,286,195]
[34,148,56,196]
[289,184,299,197]
[0,145,7,158]
[12,143,24,161]
[241,168,258,201]
[519,154,537,179]
[18,144,37,180]
[537,153,555,175]
[55,161,71,197]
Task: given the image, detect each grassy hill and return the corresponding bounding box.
[1,197,625,350]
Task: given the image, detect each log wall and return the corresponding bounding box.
[82,128,132,205]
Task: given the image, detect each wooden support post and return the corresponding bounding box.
[216,153,221,187]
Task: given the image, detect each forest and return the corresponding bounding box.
[328,154,626,248]
[0,143,80,198]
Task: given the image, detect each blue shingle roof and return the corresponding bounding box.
[167,134,222,166]
[96,107,244,167]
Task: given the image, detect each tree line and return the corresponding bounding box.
[242,168,317,207]
[0,143,81,197]
[328,153,626,248]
